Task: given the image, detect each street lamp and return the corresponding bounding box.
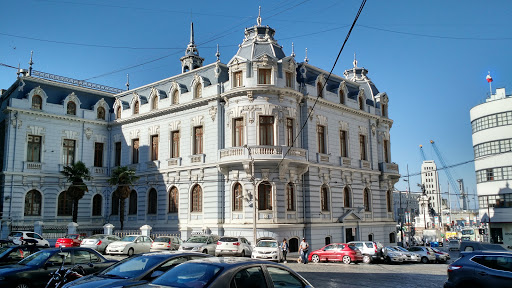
[244,145,258,245]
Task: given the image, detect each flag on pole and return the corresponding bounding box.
[486,73,493,83]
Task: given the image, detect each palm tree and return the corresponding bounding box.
[108,166,139,230]
[61,161,92,223]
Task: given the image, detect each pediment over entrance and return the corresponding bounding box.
[338,209,362,223]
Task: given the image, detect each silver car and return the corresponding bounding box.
[408,246,437,264]
[394,246,421,262]
[105,235,153,256]
[215,236,252,257]
[80,234,121,254]
[150,236,183,252]
[178,235,220,255]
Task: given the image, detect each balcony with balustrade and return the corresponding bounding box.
[218,145,308,164]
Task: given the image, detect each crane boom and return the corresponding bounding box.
[430,140,461,210]
[419,145,426,161]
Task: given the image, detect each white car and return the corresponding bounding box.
[408,246,437,264]
[393,246,421,263]
[7,231,49,247]
[251,238,282,262]
[105,235,152,256]
[178,235,220,255]
[382,246,405,263]
[215,236,252,257]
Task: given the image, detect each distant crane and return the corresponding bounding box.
[429,140,463,210]
[457,179,470,211]
[419,145,426,161]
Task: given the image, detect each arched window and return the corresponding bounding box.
[172,90,179,104]
[368,234,374,241]
[339,90,345,104]
[133,100,139,115]
[321,185,329,211]
[343,187,351,208]
[151,95,158,110]
[57,191,73,216]
[195,84,202,99]
[389,232,396,243]
[67,101,76,115]
[97,106,105,120]
[317,82,323,98]
[359,96,365,110]
[233,182,243,211]
[129,190,137,215]
[325,236,331,245]
[111,193,120,215]
[24,190,42,216]
[168,187,178,213]
[148,188,157,214]
[364,188,371,212]
[258,182,272,210]
[92,194,102,216]
[191,185,202,212]
[387,190,392,212]
[116,106,121,120]
[32,95,42,110]
[286,183,295,211]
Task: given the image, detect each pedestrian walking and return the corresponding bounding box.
[299,238,309,264]
[281,238,289,263]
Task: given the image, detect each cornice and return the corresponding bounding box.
[221,86,303,99]
[5,107,110,126]
[21,76,116,97]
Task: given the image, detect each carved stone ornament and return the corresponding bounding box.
[18,79,26,91]
[247,91,254,102]
[209,106,217,121]
[214,62,221,79]
[85,127,93,140]
[371,123,376,136]
[11,118,22,128]
[278,92,284,103]
[223,96,229,107]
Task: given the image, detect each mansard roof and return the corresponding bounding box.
[234,22,286,62]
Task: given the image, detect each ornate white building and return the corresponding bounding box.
[0,15,400,249]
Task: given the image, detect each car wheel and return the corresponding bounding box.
[386,256,392,264]
[311,254,320,263]
[342,256,351,264]
[421,256,429,264]
[127,248,134,256]
[241,250,246,257]
[15,283,30,288]
[362,255,371,264]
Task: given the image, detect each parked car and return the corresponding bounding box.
[7,231,50,247]
[444,251,512,288]
[62,251,210,288]
[431,247,450,263]
[0,247,116,288]
[459,240,508,252]
[105,235,152,256]
[309,243,363,264]
[215,236,252,257]
[56,234,82,248]
[0,245,42,266]
[146,257,314,288]
[348,241,383,263]
[408,246,437,264]
[81,234,121,254]
[382,246,405,264]
[393,246,421,263]
[178,234,220,255]
[150,236,182,252]
[251,238,282,262]
[448,239,460,251]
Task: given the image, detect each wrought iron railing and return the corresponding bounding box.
[31,70,124,94]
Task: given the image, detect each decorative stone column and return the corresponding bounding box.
[67,222,78,235]
[34,221,44,236]
[140,225,152,237]
[103,223,114,235]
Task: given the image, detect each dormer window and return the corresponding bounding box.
[116,106,121,119]
[32,95,42,110]
[285,72,293,88]
[151,95,158,110]
[194,84,202,99]
[233,71,243,87]
[172,90,179,104]
[97,107,105,120]
[339,90,345,104]
[317,82,323,98]
[67,101,76,115]
[359,96,365,110]
[258,69,271,84]
[133,100,139,115]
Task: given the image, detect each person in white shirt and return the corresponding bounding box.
[299,238,309,264]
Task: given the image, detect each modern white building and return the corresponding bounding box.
[0,15,400,249]
[471,87,512,246]
[420,160,442,222]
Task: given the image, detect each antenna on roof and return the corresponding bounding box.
[304,48,309,63]
[257,6,262,26]
[353,52,357,68]
[126,74,130,91]
[291,42,295,58]
[28,51,34,76]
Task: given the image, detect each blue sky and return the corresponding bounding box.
[2,0,511,210]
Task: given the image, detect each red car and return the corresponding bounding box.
[55,234,82,247]
[308,243,363,264]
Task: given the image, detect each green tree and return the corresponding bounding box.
[108,166,139,230]
[61,161,92,223]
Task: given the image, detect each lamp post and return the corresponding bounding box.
[244,145,257,244]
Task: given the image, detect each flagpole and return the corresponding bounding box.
[488,71,492,96]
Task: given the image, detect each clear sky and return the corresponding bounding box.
[2,0,511,210]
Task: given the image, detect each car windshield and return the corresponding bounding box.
[18,251,53,266]
[386,247,397,251]
[155,237,171,242]
[87,235,105,240]
[64,234,79,239]
[152,263,223,287]
[432,248,441,253]
[99,255,164,279]
[120,236,137,242]
[395,247,408,252]
[257,241,277,248]
[186,236,208,243]
[219,237,238,242]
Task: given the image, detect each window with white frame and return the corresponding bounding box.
[233,71,243,87]
[233,118,244,147]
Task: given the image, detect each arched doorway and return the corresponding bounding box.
[325,236,331,246]
[289,238,299,253]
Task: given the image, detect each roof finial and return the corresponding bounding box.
[190,22,195,44]
[304,48,309,63]
[126,74,130,91]
[215,44,220,61]
[353,52,358,68]
[291,42,296,57]
[257,6,262,26]
[17,63,21,78]
[28,51,34,76]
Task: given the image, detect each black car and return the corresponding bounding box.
[0,245,42,266]
[444,250,512,288]
[147,257,314,288]
[0,247,117,288]
[63,251,211,288]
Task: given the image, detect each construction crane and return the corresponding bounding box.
[457,179,469,211]
[430,140,463,210]
[419,145,427,161]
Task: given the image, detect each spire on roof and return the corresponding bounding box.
[257,6,262,26]
[181,22,204,73]
[126,74,130,91]
[215,44,220,61]
[304,48,309,63]
[291,42,295,58]
[28,51,34,76]
[190,22,195,44]
[353,52,358,68]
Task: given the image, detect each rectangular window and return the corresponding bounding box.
[233,118,244,147]
[132,138,139,164]
[94,143,104,167]
[115,142,121,166]
[233,71,243,87]
[340,130,348,157]
[171,131,180,158]
[383,140,390,163]
[151,135,159,161]
[317,125,326,154]
[285,72,293,88]
[27,135,41,162]
[286,118,294,147]
[259,116,274,146]
[258,69,271,84]
[359,135,367,160]
[62,139,75,166]
[194,126,203,154]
